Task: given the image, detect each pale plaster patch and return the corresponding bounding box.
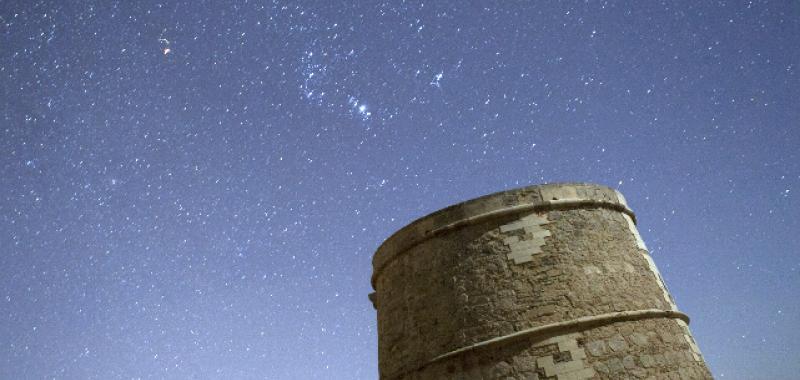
[622,213,647,251]
[555,191,697,369]
[534,333,595,380]
[541,186,580,202]
[500,213,551,264]
[639,250,678,311]
[614,189,629,208]
[622,212,679,311]
[583,265,602,275]
[676,320,704,362]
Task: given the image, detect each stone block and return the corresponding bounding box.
[586,340,606,357]
[640,354,655,368]
[623,355,637,369]
[608,334,629,352]
[630,332,649,347]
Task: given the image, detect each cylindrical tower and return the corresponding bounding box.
[370,183,711,379]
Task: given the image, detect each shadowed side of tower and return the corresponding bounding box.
[370,183,712,379]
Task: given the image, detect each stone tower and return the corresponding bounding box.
[369,183,711,379]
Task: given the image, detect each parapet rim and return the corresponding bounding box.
[371,182,636,289]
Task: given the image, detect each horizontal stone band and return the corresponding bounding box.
[425,309,689,369]
[371,198,636,287]
[428,199,636,238]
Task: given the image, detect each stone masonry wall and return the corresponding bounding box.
[371,183,712,379]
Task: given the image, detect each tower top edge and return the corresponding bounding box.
[371,183,633,288]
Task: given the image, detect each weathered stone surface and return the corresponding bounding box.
[371,183,712,379]
[608,335,628,352]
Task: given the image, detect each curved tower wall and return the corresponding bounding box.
[370,183,711,379]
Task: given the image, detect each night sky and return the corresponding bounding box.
[1,1,798,379]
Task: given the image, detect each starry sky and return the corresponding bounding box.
[1,1,798,379]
